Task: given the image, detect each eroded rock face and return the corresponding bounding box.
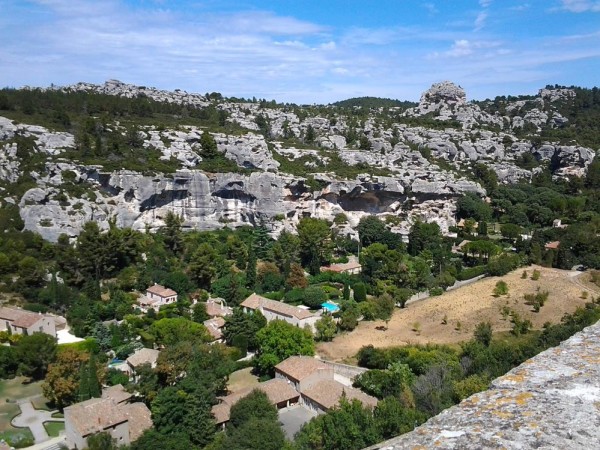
[365,319,600,450]
[19,167,482,241]
[2,81,596,241]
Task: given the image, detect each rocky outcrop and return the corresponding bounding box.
[1,81,596,241]
[18,167,482,241]
[366,319,600,450]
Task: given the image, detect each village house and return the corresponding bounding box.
[203,316,226,343]
[137,284,177,313]
[64,390,152,449]
[241,293,321,332]
[320,256,362,275]
[545,241,560,250]
[125,348,160,380]
[212,378,300,428]
[0,307,57,337]
[275,356,377,415]
[204,298,233,318]
[212,356,377,428]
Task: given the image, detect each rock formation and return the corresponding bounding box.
[0,81,595,241]
[365,319,600,449]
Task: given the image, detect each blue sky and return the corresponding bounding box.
[1,0,600,103]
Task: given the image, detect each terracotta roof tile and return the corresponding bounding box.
[275,356,330,382]
[64,398,127,437]
[241,294,318,320]
[126,348,160,368]
[121,402,153,442]
[214,379,300,424]
[0,307,45,328]
[146,284,177,298]
[102,385,133,404]
[301,379,378,411]
[205,299,233,317]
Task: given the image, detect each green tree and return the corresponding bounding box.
[87,432,118,450]
[353,282,367,302]
[315,315,337,341]
[223,309,266,352]
[16,333,57,380]
[303,285,327,308]
[473,322,493,347]
[150,318,210,346]
[229,390,277,428]
[255,320,314,375]
[131,430,192,450]
[222,417,285,450]
[200,131,219,158]
[78,353,101,402]
[162,211,184,255]
[374,397,425,440]
[297,217,332,274]
[188,243,218,290]
[246,247,257,290]
[43,348,89,408]
[295,398,380,450]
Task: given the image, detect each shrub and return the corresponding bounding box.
[493,280,508,297]
[531,269,541,281]
[456,266,487,281]
[429,287,444,296]
[353,282,367,302]
[521,270,528,279]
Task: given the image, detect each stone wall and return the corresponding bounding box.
[365,319,600,449]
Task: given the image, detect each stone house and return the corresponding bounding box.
[64,395,152,449]
[212,378,300,428]
[212,356,377,428]
[203,316,226,343]
[204,298,233,317]
[0,307,56,337]
[275,356,377,415]
[137,284,177,312]
[240,293,321,332]
[125,348,160,380]
[320,257,362,275]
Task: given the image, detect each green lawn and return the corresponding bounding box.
[0,377,45,448]
[0,377,44,400]
[43,421,65,437]
[0,428,35,448]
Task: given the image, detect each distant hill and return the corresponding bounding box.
[330,96,417,109]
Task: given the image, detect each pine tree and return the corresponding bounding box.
[246,248,257,290]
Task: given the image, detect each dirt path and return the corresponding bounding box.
[317,266,591,362]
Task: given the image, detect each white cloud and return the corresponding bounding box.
[560,0,600,12]
[474,12,488,31]
[479,0,493,7]
[447,39,473,57]
[422,2,439,14]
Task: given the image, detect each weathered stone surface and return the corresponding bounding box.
[365,319,600,450]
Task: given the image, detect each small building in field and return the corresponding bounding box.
[137,284,177,312]
[241,293,321,332]
[545,241,560,250]
[0,307,57,337]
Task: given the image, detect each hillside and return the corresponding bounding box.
[0,80,598,242]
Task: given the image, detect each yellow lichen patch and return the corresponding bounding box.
[500,372,526,383]
[492,410,513,419]
[514,392,533,405]
[529,422,539,429]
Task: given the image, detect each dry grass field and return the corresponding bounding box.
[226,367,259,393]
[317,266,598,362]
